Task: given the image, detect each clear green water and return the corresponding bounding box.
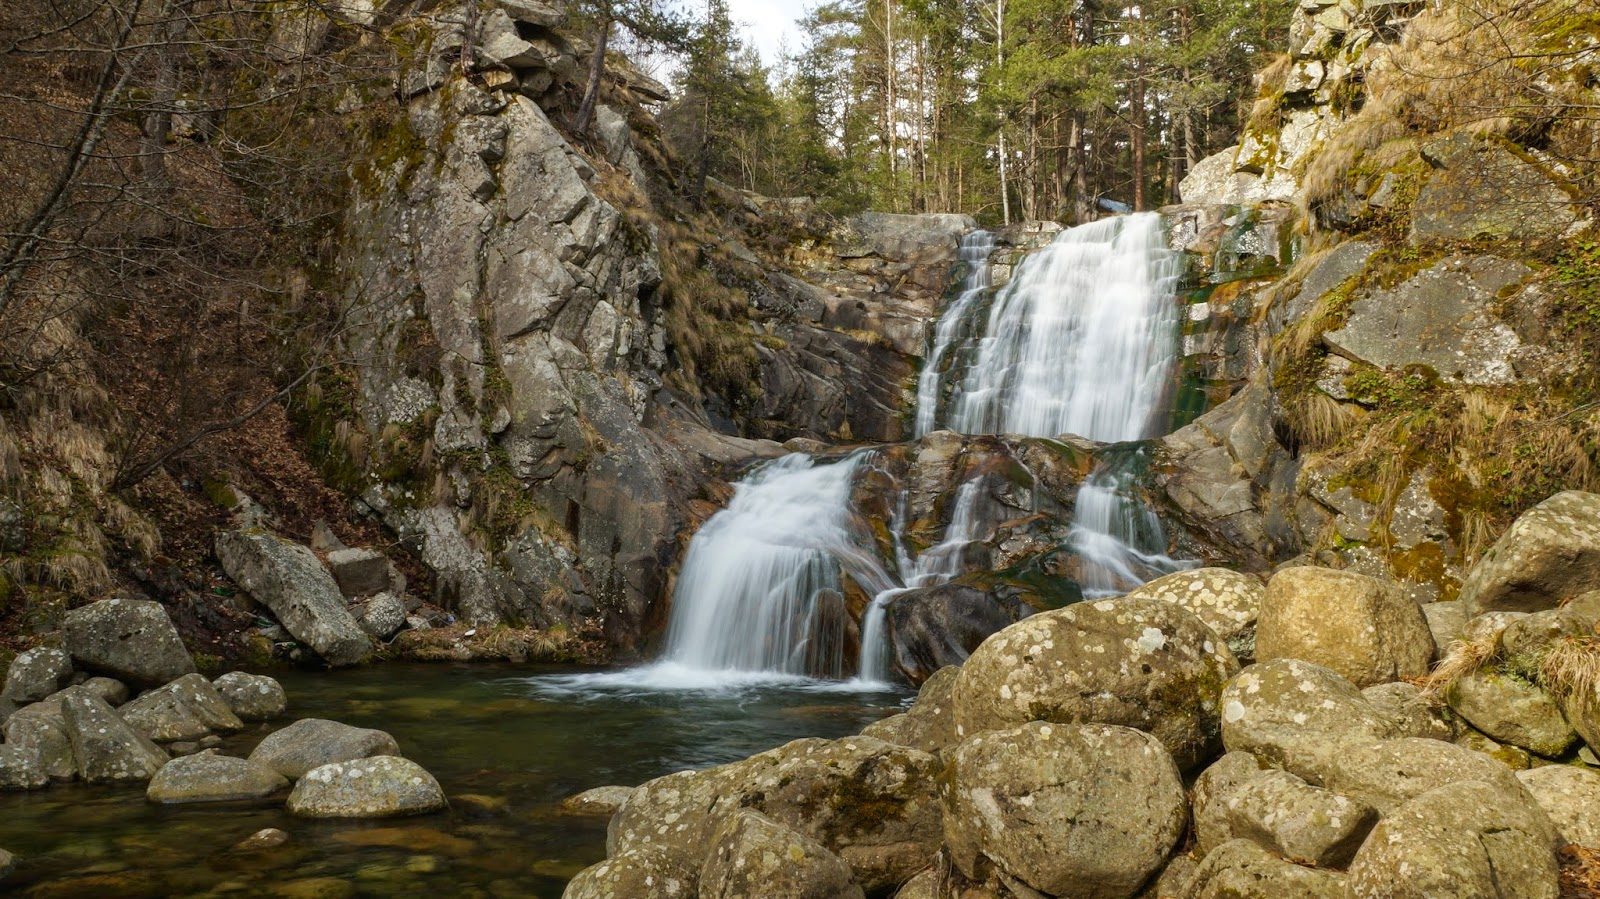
[0,663,906,898]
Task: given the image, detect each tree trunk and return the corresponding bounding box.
[574,16,612,136]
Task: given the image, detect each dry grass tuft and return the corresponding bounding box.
[1541,636,1600,701]
[1422,630,1503,700]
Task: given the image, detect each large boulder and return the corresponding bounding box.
[325,547,390,598]
[62,599,196,687]
[1459,491,1600,617]
[248,718,400,780]
[2,703,75,781]
[0,744,47,790]
[146,750,288,803]
[1120,568,1264,662]
[215,530,374,666]
[1447,669,1578,757]
[1320,737,1530,815]
[119,673,244,743]
[285,755,446,818]
[860,666,959,754]
[2,647,73,703]
[1179,839,1346,898]
[1218,659,1410,783]
[356,593,407,640]
[699,809,864,899]
[884,583,1027,684]
[211,671,288,721]
[941,722,1187,899]
[608,736,942,893]
[1255,567,1434,687]
[60,688,168,784]
[952,598,1239,770]
[1192,751,1376,867]
[1517,765,1600,849]
[1346,780,1559,898]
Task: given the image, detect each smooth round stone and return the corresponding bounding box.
[285,756,446,819]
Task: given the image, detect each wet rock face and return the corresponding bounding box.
[1459,491,1600,617]
[884,583,1028,684]
[952,597,1239,771]
[63,599,196,688]
[941,722,1187,899]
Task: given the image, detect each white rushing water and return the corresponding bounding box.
[944,212,1183,443]
[915,231,996,437]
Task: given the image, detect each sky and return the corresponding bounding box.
[726,0,809,66]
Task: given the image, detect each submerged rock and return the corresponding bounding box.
[699,809,864,899]
[147,750,288,803]
[63,599,196,688]
[215,529,374,666]
[941,722,1187,898]
[952,597,1239,770]
[248,718,400,780]
[285,755,446,818]
[559,785,634,817]
[1255,566,1434,687]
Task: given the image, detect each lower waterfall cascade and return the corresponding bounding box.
[653,211,1195,685]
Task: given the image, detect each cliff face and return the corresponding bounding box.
[327,2,978,650]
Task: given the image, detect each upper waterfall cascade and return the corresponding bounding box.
[649,212,1193,685]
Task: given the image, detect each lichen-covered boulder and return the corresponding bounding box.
[1517,765,1600,849]
[1321,737,1530,815]
[1460,491,1600,617]
[564,844,693,899]
[211,671,288,721]
[0,744,47,791]
[215,529,374,666]
[1447,669,1578,757]
[356,593,407,640]
[248,718,400,780]
[1255,567,1434,687]
[699,809,864,899]
[861,666,958,753]
[1347,780,1559,899]
[285,755,446,818]
[609,736,941,893]
[1192,751,1376,867]
[120,673,244,743]
[146,750,288,803]
[1121,568,1264,661]
[63,598,196,687]
[1219,659,1402,783]
[80,677,129,706]
[941,722,1187,899]
[2,703,75,781]
[1361,681,1455,741]
[1180,839,1346,898]
[952,598,1238,770]
[2,647,73,703]
[60,688,168,784]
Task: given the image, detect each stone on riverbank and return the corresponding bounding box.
[120,673,244,743]
[60,688,168,784]
[2,704,75,781]
[63,599,196,687]
[860,665,959,753]
[215,529,374,666]
[1121,567,1264,661]
[941,722,1186,898]
[1192,751,1376,867]
[285,755,445,818]
[1255,566,1434,687]
[952,597,1238,771]
[1181,839,1347,898]
[2,647,73,704]
[147,750,288,803]
[1447,669,1578,758]
[212,671,288,721]
[0,744,47,790]
[248,718,400,780]
[559,784,634,817]
[564,844,693,899]
[1321,737,1530,816]
[1517,765,1600,849]
[699,809,864,899]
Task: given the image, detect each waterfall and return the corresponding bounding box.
[659,453,894,679]
[915,231,996,437]
[1069,450,1192,598]
[943,213,1182,443]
